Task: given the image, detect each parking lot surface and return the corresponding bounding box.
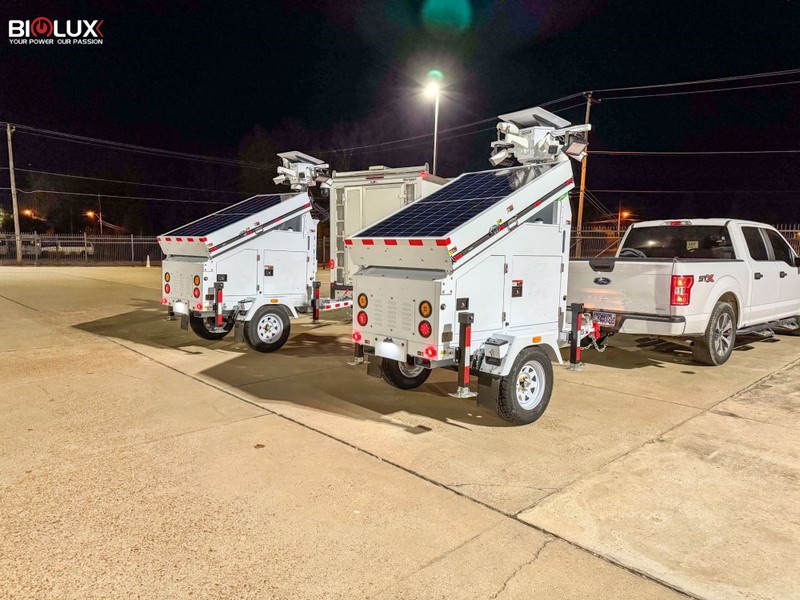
[1,266,798,599]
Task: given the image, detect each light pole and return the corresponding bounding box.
[617,209,630,235]
[424,82,440,176]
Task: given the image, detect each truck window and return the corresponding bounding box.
[765,229,795,264]
[742,227,769,261]
[620,226,735,259]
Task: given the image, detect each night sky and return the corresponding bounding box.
[1,0,799,234]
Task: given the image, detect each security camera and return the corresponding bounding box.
[489,149,509,167]
[273,175,287,185]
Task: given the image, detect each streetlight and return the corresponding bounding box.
[424,70,443,176]
[85,209,103,234]
[22,209,33,217]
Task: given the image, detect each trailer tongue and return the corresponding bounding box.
[347,106,601,424]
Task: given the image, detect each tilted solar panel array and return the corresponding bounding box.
[166,194,283,237]
[355,172,515,238]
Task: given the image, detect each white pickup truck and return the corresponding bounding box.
[568,219,800,365]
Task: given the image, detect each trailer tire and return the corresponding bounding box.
[497,347,553,425]
[189,314,233,340]
[692,301,736,366]
[243,306,291,353]
[381,359,431,390]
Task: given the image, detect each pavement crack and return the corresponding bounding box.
[490,538,553,599]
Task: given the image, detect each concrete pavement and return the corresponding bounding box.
[1,266,799,599]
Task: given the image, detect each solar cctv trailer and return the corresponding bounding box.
[158,152,352,352]
[328,165,445,296]
[347,107,600,425]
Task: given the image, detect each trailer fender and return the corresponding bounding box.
[478,331,562,377]
[240,298,298,322]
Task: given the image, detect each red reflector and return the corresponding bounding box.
[670,275,694,306]
[247,230,255,235]
[176,238,182,242]
[164,283,171,294]
[534,200,542,207]
[193,288,201,298]
[187,238,194,242]
[566,178,574,185]
[453,252,463,261]
[198,303,204,311]
[357,311,368,326]
[157,237,161,242]
[199,237,207,242]
[161,297,168,305]
[409,239,423,246]
[424,346,437,358]
[210,246,218,252]
[435,238,449,246]
[384,239,397,246]
[352,331,362,343]
[362,239,374,245]
[304,203,311,208]
[420,171,428,177]
[165,237,171,242]
[344,239,353,246]
[418,320,432,338]
[328,259,335,269]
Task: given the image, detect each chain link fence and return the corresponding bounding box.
[0,233,164,265]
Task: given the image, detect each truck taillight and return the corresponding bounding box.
[418,320,432,338]
[193,287,201,298]
[164,283,171,294]
[357,311,368,326]
[670,275,694,306]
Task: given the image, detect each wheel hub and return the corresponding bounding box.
[257,314,283,343]
[713,312,733,356]
[516,361,545,410]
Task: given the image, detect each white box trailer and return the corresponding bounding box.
[159,152,352,352]
[347,107,600,425]
[328,165,445,295]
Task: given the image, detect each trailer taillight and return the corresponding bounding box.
[418,320,432,338]
[357,294,368,309]
[424,346,437,358]
[352,330,362,343]
[164,283,171,294]
[193,275,201,286]
[193,287,201,298]
[357,311,368,326]
[670,275,694,306]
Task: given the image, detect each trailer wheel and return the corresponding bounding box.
[381,359,431,390]
[189,314,233,340]
[692,301,736,366]
[497,347,553,425]
[243,306,291,353]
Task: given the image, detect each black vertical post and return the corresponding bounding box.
[329,282,336,300]
[312,281,321,323]
[457,312,474,387]
[569,302,584,366]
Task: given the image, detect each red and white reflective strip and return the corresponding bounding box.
[320,299,353,311]
[158,237,207,243]
[215,287,224,326]
[352,237,451,247]
[462,324,472,385]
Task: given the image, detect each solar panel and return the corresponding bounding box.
[166,194,283,237]
[355,171,515,238]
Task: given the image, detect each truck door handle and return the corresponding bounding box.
[780,271,788,278]
[754,272,763,280]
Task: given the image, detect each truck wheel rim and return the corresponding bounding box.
[257,314,283,343]
[516,361,545,410]
[713,312,733,356]
[398,362,424,378]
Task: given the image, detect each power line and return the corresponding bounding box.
[598,79,800,101]
[0,166,256,195]
[0,187,232,205]
[591,68,800,93]
[590,149,800,156]
[589,189,799,194]
[5,124,278,170]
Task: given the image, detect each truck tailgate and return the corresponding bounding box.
[568,259,674,315]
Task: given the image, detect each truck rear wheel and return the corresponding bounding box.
[189,314,233,340]
[381,359,431,390]
[692,301,736,366]
[497,347,553,425]
[243,306,291,353]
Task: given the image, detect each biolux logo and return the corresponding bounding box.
[9,17,104,45]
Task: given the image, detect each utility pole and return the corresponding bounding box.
[97,193,103,235]
[6,123,22,265]
[576,92,594,258]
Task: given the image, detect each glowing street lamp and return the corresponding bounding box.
[617,209,631,233]
[22,209,33,217]
[424,70,444,176]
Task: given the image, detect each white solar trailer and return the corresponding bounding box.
[347,107,599,424]
[328,165,445,296]
[158,152,351,353]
